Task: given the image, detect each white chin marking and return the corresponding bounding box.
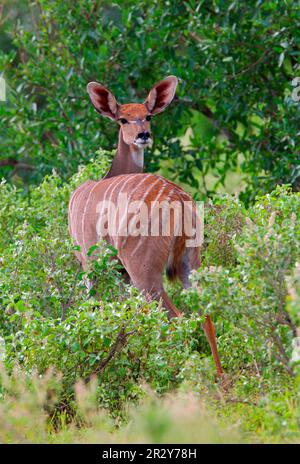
[134,140,152,148]
[131,149,144,168]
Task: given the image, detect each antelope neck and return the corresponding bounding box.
[103,129,144,179]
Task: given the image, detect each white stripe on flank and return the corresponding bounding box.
[103,175,135,247]
[74,184,92,247]
[104,175,127,215]
[130,184,173,257]
[68,191,77,237]
[122,177,163,250]
[113,174,136,205]
[117,174,152,253]
[81,176,124,255]
[70,181,94,221]
[163,188,175,203]
[81,182,101,254]
[96,175,127,243]
[157,175,192,201]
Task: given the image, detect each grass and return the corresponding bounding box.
[0,364,298,444]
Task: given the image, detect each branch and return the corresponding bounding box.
[272,331,294,376]
[0,4,12,27]
[0,158,17,167]
[0,158,35,171]
[176,97,235,143]
[92,326,136,375]
[61,267,81,321]
[228,49,271,79]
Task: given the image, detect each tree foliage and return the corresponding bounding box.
[0,0,299,200]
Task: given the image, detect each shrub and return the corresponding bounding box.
[0,154,205,415]
[184,186,300,375]
[201,195,245,268]
[0,364,243,444]
[0,363,298,443]
[286,263,300,379]
[0,150,299,418]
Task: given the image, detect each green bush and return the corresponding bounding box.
[0,365,243,444]
[286,263,300,381]
[0,147,298,434]
[0,362,298,444]
[185,186,300,375]
[201,195,245,268]
[0,148,299,420]
[0,153,205,415]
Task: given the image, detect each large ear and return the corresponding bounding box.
[144,75,178,115]
[87,82,119,120]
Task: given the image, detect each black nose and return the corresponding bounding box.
[137,132,150,140]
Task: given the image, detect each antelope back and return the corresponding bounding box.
[68,173,200,270]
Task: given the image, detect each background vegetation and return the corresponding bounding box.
[0,0,299,444]
[1,0,299,201]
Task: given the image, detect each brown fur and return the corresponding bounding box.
[68,77,223,376]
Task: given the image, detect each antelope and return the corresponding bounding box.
[68,76,223,376]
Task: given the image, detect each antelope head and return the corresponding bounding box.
[87,76,178,149]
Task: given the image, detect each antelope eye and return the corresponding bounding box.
[146,115,152,121]
[119,118,128,124]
